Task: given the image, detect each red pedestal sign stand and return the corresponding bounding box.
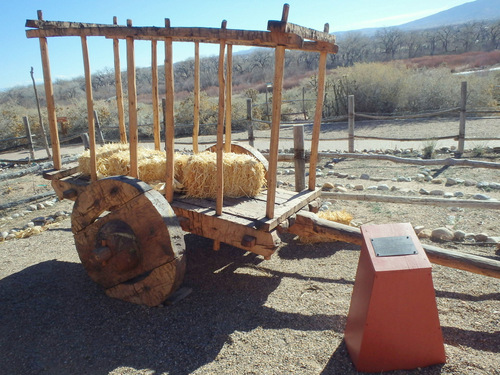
[344,223,446,372]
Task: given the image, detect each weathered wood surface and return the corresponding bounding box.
[26,8,338,55]
[284,211,500,279]
[164,30,175,203]
[72,177,185,306]
[322,192,500,210]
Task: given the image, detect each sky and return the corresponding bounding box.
[0,0,474,91]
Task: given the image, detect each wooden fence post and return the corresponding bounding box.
[246,98,254,147]
[23,116,36,160]
[348,95,355,153]
[93,110,105,146]
[458,81,467,156]
[294,124,305,192]
[30,67,52,159]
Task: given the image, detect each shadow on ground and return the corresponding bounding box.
[0,234,346,374]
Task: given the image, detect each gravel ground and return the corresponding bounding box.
[1,118,499,374]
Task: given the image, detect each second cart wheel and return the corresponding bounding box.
[71,175,185,306]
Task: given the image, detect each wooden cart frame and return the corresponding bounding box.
[26,5,339,305]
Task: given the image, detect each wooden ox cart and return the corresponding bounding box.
[26,5,339,306]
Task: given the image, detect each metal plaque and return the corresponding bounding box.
[370,236,418,257]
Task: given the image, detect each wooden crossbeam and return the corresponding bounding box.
[267,21,335,43]
[26,20,338,53]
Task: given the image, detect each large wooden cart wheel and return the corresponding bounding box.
[71,175,185,306]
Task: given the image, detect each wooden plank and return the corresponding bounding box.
[308,49,327,190]
[42,166,80,180]
[266,44,286,219]
[225,44,233,153]
[267,21,336,43]
[26,23,338,53]
[112,16,127,143]
[37,13,61,169]
[164,19,175,203]
[81,36,97,182]
[171,201,280,257]
[151,39,160,150]
[216,25,226,216]
[126,23,138,178]
[193,42,200,153]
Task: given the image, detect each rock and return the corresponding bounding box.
[5,234,16,240]
[476,181,489,189]
[419,188,430,195]
[443,192,454,198]
[28,204,38,211]
[390,185,399,191]
[397,176,412,182]
[377,184,390,191]
[445,178,458,186]
[12,213,20,218]
[354,184,364,191]
[413,225,425,234]
[463,180,476,187]
[360,173,370,180]
[450,207,464,212]
[327,170,335,176]
[431,227,454,241]
[486,236,500,244]
[431,178,444,184]
[335,186,348,192]
[0,231,8,239]
[36,203,45,210]
[54,210,67,218]
[367,186,378,190]
[430,190,445,196]
[337,173,348,178]
[454,191,464,198]
[454,230,466,241]
[322,182,334,191]
[44,200,55,207]
[473,193,490,200]
[418,229,432,239]
[424,175,433,182]
[415,174,426,182]
[474,233,489,242]
[489,182,500,190]
[316,172,324,178]
[347,175,356,180]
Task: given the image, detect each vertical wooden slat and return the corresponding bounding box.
[193,42,200,153]
[216,20,227,216]
[458,81,467,156]
[225,44,233,153]
[164,18,175,202]
[348,95,355,153]
[152,40,160,150]
[113,16,127,143]
[81,36,97,181]
[126,19,138,178]
[308,50,328,190]
[294,124,305,192]
[37,10,61,169]
[23,116,35,161]
[265,44,286,219]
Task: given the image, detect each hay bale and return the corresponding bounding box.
[78,145,266,198]
[182,151,266,198]
[299,209,354,244]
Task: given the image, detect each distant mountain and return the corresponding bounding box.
[335,0,500,36]
[400,0,500,30]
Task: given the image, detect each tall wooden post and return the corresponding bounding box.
[113,16,127,143]
[164,19,175,203]
[458,81,467,156]
[348,94,355,153]
[93,110,105,146]
[81,36,97,181]
[266,44,286,219]
[152,40,160,151]
[36,10,61,169]
[126,20,139,179]
[294,124,305,192]
[247,98,254,147]
[23,116,36,160]
[216,21,227,216]
[308,45,328,190]
[193,42,200,153]
[30,67,51,159]
[225,44,233,153]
